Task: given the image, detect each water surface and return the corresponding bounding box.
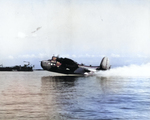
[0,71,150,120]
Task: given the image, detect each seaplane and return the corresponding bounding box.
[41,56,111,76]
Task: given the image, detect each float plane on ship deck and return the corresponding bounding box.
[41,56,111,76]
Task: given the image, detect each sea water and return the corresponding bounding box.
[0,64,150,120]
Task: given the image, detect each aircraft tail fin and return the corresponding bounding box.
[96,57,111,70]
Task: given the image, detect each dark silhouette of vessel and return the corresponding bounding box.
[0,61,34,71]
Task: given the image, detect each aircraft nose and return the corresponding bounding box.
[41,60,51,70]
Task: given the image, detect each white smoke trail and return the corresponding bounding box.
[96,63,150,77]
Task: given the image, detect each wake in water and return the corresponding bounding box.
[96,63,150,77]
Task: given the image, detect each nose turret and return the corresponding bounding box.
[41,60,51,70]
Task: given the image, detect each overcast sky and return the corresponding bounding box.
[0,0,150,68]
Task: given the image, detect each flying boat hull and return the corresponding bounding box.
[41,56,110,75]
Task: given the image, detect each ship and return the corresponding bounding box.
[0,61,34,71]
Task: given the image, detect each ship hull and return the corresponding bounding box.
[0,66,33,71]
